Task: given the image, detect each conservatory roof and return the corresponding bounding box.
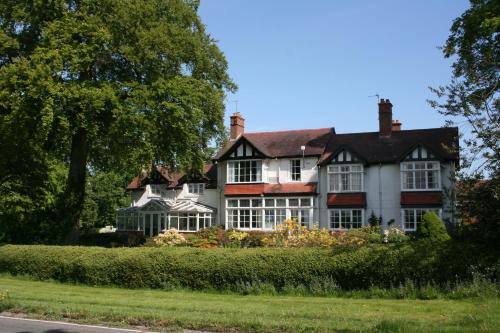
[117,198,215,214]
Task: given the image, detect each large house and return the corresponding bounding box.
[117,99,459,236]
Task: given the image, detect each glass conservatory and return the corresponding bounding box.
[116,198,216,236]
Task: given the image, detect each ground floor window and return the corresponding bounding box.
[402,208,441,231]
[329,209,364,230]
[226,196,314,230]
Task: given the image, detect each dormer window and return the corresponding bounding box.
[401,161,440,191]
[290,159,301,181]
[227,160,262,183]
[328,164,364,192]
[188,183,204,194]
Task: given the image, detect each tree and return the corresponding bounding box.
[417,212,451,242]
[0,0,236,242]
[429,0,499,241]
[429,0,499,177]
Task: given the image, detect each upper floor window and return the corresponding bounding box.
[290,159,301,181]
[401,162,440,191]
[150,184,167,196]
[328,164,363,192]
[188,183,204,194]
[227,160,262,183]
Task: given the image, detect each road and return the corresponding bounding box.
[0,316,154,333]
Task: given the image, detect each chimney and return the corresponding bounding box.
[378,98,393,137]
[392,119,402,131]
[230,112,244,140]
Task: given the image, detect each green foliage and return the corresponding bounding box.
[0,0,236,241]
[80,171,131,230]
[417,212,451,241]
[79,231,145,247]
[0,241,497,292]
[429,0,499,177]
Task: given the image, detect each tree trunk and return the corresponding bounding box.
[63,127,89,244]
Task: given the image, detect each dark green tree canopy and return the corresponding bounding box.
[0,0,236,241]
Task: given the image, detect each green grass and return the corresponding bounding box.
[0,276,499,333]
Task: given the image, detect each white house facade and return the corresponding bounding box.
[117,99,459,235]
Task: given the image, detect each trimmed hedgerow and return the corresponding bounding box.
[0,241,498,291]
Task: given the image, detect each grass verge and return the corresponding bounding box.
[0,276,499,332]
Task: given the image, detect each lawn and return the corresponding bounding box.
[0,276,498,333]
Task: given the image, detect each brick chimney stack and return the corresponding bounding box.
[230,112,245,140]
[378,98,393,137]
[392,119,402,131]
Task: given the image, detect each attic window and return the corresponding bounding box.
[188,183,204,194]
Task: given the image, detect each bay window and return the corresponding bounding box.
[226,197,313,230]
[329,209,364,230]
[328,164,364,192]
[227,160,262,183]
[401,162,440,190]
[402,208,441,231]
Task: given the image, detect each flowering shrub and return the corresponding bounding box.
[153,229,187,247]
[384,227,410,243]
[262,219,335,247]
[227,229,249,241]
[0,290,12,311]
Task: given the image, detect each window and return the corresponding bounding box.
[328,164,363,192]
[226,197,313,230]
[329,209,363,230]
[227,160,262,183]
[188,183,204,194]
[150,184,167,196]
[290,159,301,181]
[402,208,440,231]
[401,162,440,190]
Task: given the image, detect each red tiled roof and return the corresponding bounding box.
[214,128,333,160]
[327,193,366,208]
[400,191,442,207]
[224,183,317,196]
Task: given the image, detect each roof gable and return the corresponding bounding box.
[214,127,333,161]
[319,127,459,165]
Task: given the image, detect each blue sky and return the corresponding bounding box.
[198,0,470,134]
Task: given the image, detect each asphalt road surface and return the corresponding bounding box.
[0,316,154,333]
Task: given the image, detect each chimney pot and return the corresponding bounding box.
[230,112,245,140]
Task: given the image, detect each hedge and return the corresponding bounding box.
[0,241,498,290]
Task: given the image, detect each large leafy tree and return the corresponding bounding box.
[429,0,499,176]
[430,0,499,240]
[0,0,236,242]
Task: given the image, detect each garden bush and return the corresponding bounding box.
[0,240,497,292]
[417,212,451,241]
[79,231,145,247]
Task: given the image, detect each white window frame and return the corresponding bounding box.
[290,159,302,182]
[327,164,364,193]
[225,197,314,230]
[187,183,204,194]
[227,159,263,183]
[328,209,364,230]
[400,161,441,191]
[401,208,442,232]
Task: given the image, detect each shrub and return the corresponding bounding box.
[384,227,410,243]
[417,212,451,241]
[0,241,497,292]
[153,229,187,247]
[262,219,335,247]
[79,231,145,247]
[0,290,13,311]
